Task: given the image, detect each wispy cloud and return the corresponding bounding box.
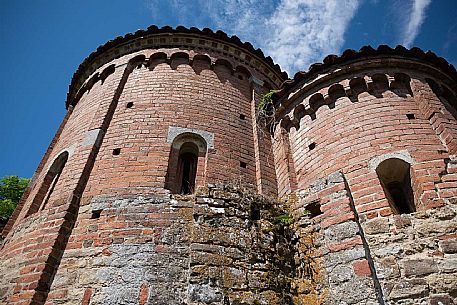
[400,0,432,47]
[202,0,276,43]
[146,0,361,74]
[443,22,457,53]
[443,22,457,68]
[265,0,360,74]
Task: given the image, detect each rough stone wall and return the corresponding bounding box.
[294,170,457,305]
[42,186,296,305]
[7,174,456,305]
[46,194,193,305]
[189,186,298,305]
[362,201,457,304]
[292,171,380,305]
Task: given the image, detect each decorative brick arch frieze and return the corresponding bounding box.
[277,72,414,132]
[71,50,269,107]
[67,27,286,108]
[72,64,116,106]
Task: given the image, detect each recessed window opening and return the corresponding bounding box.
[177,142,199,195]
[308,142,316,150]
[91,210,102,219]
[376,158,415,214]
[165,131,209,195]
[240,161,247,168]
[27,151,69,216]
[113,148,121,155]
[126,102,134,108]
[406,113,415,120]
[239,114,246,120]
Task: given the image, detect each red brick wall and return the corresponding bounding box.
[84,49,278,199]
[274,67,457,218]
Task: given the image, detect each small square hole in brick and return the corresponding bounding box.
[308,142,316,150]
[237,74,244,80]
[113,148,121,155]
[240,161,247,168]
[406,113,415,120]
[91,210,102,219]
[305,201,323,218]
[239,114,246,120]
[126,102,134,108]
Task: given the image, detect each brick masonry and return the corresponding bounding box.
[1,27,457,304]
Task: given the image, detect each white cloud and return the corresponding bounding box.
[265,0,360,74]
[202,0,276,41]
[400,0,432,47]
[146,0,361,75]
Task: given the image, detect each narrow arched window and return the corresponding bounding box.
[376,158,415,214]
[176,143,199,194]
[26,152,68,216]
[165,132,208,194]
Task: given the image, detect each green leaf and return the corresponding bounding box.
[0,176,30,221]
[275,213,294,225]
[0,199,16,221]
[258,90,278,111]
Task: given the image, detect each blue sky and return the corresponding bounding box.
[1,0,456,179]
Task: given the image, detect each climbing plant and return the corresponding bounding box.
[256,89,280,137]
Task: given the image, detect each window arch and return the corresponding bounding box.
[26,151,68,216]
[165,132,208,194]
[376,158,415,214]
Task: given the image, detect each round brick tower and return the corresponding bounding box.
[0,26,285,305]
[2,28,457,305]
[272,45,457,214]
[271,46,457,304]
